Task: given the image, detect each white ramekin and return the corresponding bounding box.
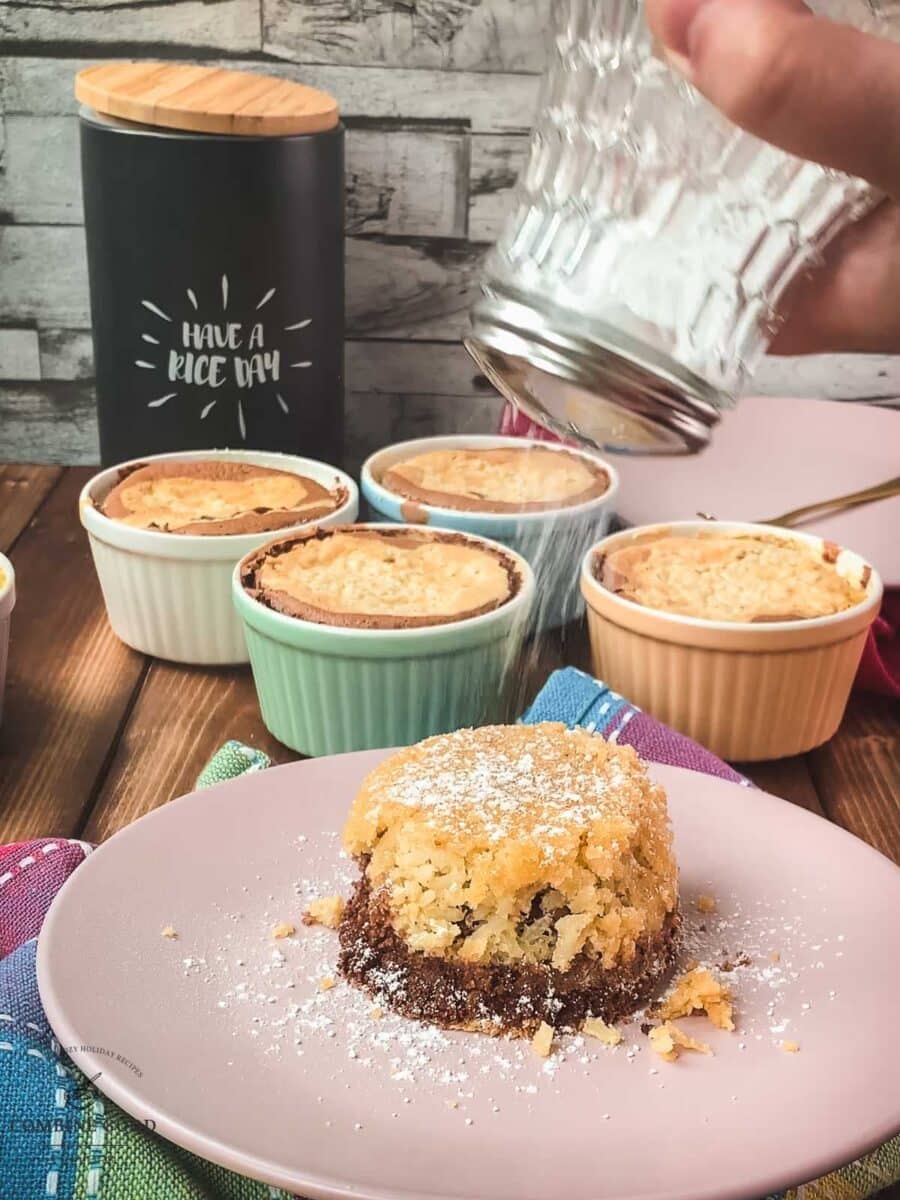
[361,434,619,630]
[80,449,359,665]
[581,521,883,761]
[0,552,15,726]
[233,524,536,756]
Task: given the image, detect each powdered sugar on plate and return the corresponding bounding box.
[168,834,844,1127]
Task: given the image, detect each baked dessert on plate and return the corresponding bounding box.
[338,722,679,1033]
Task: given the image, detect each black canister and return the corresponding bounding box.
[77,63,344,466]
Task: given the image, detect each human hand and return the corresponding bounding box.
[645,0,900,355]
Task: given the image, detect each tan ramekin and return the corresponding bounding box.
[580,521,883,761]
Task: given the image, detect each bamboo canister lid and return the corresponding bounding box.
[75,62,340,137]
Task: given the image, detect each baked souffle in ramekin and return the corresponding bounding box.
[597,530,869,623]
[100,459,347,536]
[338,722,680,1035]
[380,445,610,513]
[239,525,522,629]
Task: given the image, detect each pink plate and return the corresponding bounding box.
[612,396,900,585]
[37,753,900,1200]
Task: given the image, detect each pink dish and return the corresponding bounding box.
[38,752,900,1200]
[611,395,900,586]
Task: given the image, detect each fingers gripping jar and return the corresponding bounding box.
[467,1,900,454]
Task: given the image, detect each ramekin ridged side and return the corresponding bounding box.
[233,529,536,757]
[580,521,883,762]
[361,435,618,630]
[80,450,359,666]
[0,553,15,726]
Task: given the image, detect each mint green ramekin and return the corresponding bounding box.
[232,532,535,757]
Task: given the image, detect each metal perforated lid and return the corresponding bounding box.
[466,291,729,456]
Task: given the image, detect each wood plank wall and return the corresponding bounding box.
[1,0,898,469]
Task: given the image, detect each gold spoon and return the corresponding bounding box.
[696,475,900,529]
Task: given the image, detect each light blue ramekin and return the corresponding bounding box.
[361,435,618,630]
[232,526,535,757]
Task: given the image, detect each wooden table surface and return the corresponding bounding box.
[1,462,898,865]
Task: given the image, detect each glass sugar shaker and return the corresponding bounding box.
[467,0,900,455]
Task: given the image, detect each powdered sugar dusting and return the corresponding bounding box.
[166,834,845,1129]
[359,724,648,847]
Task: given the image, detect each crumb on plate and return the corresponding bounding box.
[582,1017,623,1047]
[781,1040,800,1053]
[318,976,336,992]
[160,925,178,940]
[649,1021,712,1062]
[271,921,296,940]
[303,895,346,929]
[656,967,735,1031]
[532,1022,554,1058]
[696,894,717,913]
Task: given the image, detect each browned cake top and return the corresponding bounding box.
[382,446,609,513]
[100,460,344,536]
[598,532,869,622]
[240,526,522,629]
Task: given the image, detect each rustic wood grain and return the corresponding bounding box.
[84,663,296,841]
[0,382,99,465]
[0,1,262,52]
[346,126,469,238]
[807,693,900,863]
[1,56,543,132]
[469,132,527,242]
[0,463,63,551]
[0,115,82,224]
[346,239,484,339]
[39,329,95,381]
[0,328,40,380]
[0,226,90,327]
[0,469,147,843]
[262,0,550,72]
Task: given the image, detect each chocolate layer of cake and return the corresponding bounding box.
[239,525,523,630]
[339,871,680,1034]
[100,459,345,536]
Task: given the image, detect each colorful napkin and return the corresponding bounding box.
[500,402,900,697]
[1,700,897,1199]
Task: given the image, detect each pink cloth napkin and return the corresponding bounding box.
[498,402,900,696]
